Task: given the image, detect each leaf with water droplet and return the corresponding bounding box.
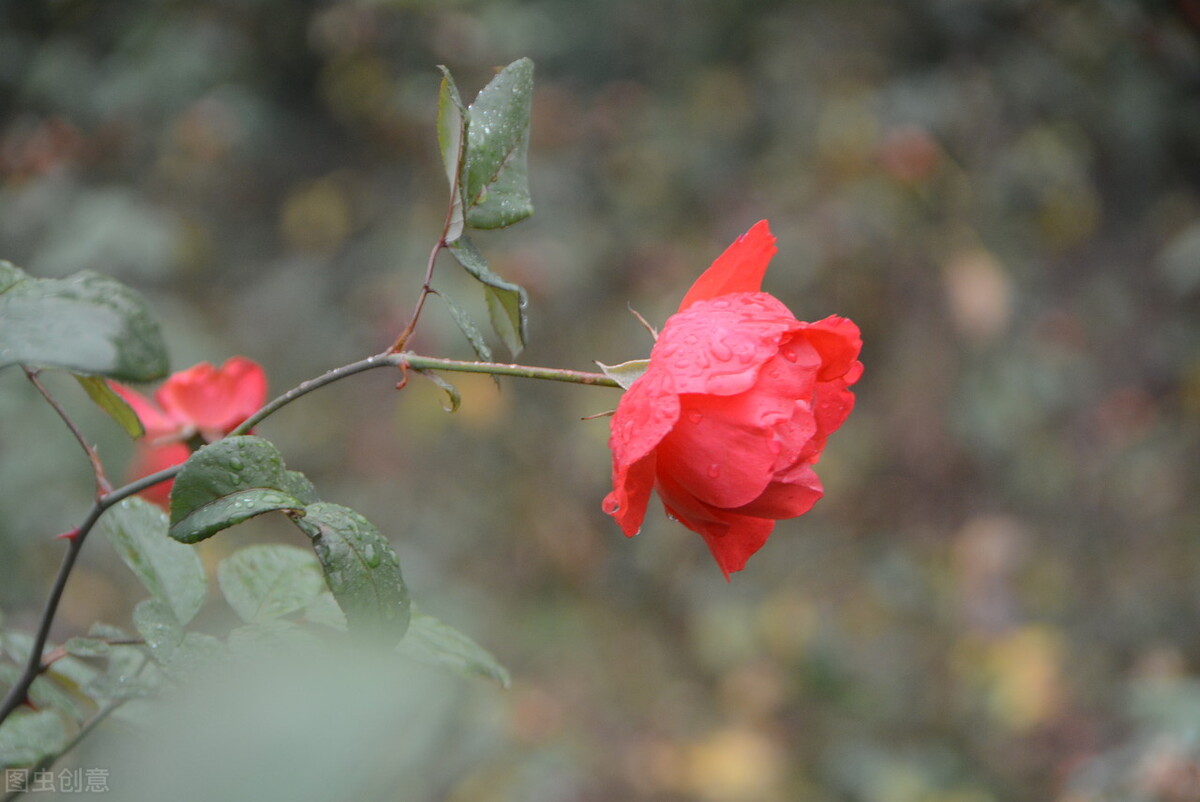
[435,288,495,364]
[217,544,325,625]
[436,66,468,243]
[281,470,320,505]
[132,597,184,664]
[168,436,307,544]
[85,641,158,702]
[289,502,410,646]
[415,369,461,412]
[462,58,534,229]
[159,631,226,682]
[447,237,528,356]
[105,497,207,625]
[0,260,168,381]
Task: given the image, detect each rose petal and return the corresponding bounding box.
[654,339,821,509]
[211,355,268,430]
[733,462,823,519]
[129,441,192,508]
[109,382,185,441]
[653,293,800,396]
[605,368,680,535]
[677,220,777,312]
[156,356,267,435]
[657,473,775,579]
[608,368,679,469]
[791,379,856,465]
[655,395,779,510]
[603,452,657,537]
[802,316,863,382]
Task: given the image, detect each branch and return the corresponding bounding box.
[389,180,461,353]
[397,353,620,387]
[24,368,112,497]
[0,350,618,727]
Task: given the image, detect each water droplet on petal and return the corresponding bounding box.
[711,339,733,362]
[782,348,798,363]
[687,410,703,424]
[707,463,722,478]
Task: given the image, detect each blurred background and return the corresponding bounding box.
[3,0,1200,799]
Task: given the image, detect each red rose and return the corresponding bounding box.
[112,356,267,506]
[603,221,862,578]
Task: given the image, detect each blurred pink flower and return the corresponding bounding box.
[112,356,267,506]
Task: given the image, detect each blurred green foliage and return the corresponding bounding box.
[3,0,1200,799]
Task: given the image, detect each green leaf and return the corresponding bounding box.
[303,591,347,631]
[484,285,526,357]
[416,369,461,413]
[217,544,325,624]
[281,470,321,505]
[133,597,184,664]
[86,642,156,702]
[289,502,411,646]
[64,636,114,658]
[0,261,168,381]
[228,620,321,655]
[105,497,207,625]
[595,358,652,391]
[0,261,21,292]
[168,436,306,544]
[447,237,528,356]
[436,289,494,363]
[160,632,226,682]
[397,608,510,688]
[0,710,68,769]
[463,58,534,229]
[77,647,499,801]
[68,623,134,658]
[0,632,97,723]
[75,374,144,438]
[437,66,468,244]
[0,663,89,725]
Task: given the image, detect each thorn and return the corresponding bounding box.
[54,528,80,542]
[627,304,658,340]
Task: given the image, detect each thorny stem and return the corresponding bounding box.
[389,183,461,353]
[0,351,618,727]
[24,368,112,497]
[397,354,620,387]
[388,235,445,353]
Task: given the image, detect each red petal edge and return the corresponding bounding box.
[677,220,778,312]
